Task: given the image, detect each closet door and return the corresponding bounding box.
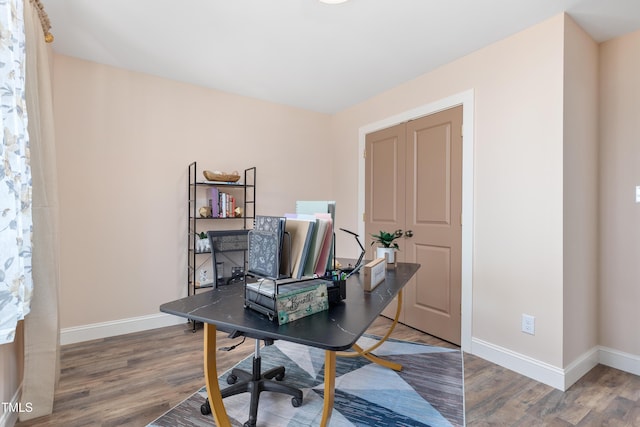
[365,123,406,322]
[365,106,463,345]
[404,106,462,344]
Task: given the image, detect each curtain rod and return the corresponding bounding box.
[29,0,53,43]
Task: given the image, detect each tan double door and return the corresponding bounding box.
[364,106,463,345]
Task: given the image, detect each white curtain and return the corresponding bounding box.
[0,0,59,419]
[0,0,33,345]
[20,0,61,420]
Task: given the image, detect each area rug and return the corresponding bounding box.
[148,335,464,426]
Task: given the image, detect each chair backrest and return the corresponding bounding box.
[207,229,249,287]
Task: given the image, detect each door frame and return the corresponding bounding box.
[358,89,474,352]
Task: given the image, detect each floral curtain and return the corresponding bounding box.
[0,0,33,345]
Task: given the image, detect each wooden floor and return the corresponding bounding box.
[15,317,640,427]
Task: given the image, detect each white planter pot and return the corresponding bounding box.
[196,238,210,253]
[376,247,396,264]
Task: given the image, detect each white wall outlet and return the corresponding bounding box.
[522,314,535,335]
[636,185,640,203]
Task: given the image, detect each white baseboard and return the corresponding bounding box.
[471,338,566,390]
[599,346,640,377]
[563,346,600,390]
[59,315,640,390]
[60,313,185,345]
[471,338,639,391]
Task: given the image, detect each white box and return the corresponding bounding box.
[363,258,386,291]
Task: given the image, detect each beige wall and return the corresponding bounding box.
[37,11,639,388]
[52,55,332,328]
[599,29,640,356]
[332,15,567,367]
[562,17,599,365]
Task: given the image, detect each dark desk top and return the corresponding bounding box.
[160,262,419,351]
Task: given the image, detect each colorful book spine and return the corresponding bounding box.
[221,193,227,218]
[209,188,219,218]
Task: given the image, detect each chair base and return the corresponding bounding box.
[201,355,303,427]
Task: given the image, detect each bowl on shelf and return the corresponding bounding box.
[203,170,241,182]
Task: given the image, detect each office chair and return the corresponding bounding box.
[200,331,303,427]
[202,230,303,427]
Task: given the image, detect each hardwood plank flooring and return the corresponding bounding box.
[15,317,640,426]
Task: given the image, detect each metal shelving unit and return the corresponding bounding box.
[187,162,256,297]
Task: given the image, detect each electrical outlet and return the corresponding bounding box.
[522,314,535,335]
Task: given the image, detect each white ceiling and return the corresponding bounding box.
[41,0,640,114]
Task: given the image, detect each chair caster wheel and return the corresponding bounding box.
[200,400,211,415]
[275,372,285,381]
[227,374,238,384]
[243,421,256,427]
[291,396,302,407]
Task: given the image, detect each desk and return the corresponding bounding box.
[160,262,419,426]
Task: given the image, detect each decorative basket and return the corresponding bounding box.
[203,170,241,182]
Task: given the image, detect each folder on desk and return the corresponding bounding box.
[251,216,287,278]
[313,214,333,276]
[295,201,336,220]
[282,215,316,279]
[296,201,336,274]
[301,215,324,276]
[254,216,286,246]
[248,230,281,279]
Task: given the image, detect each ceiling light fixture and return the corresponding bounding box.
[319,0,349,4]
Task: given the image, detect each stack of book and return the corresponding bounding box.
[209,188,237,218]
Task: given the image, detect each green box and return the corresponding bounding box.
[276,282,329,325]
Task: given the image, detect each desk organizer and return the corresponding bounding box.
[327,279,346,302]
[244,278,330,324]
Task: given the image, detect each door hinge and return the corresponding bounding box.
[362,212,366,222]
[461,123,464,138]
[363,149,366,158]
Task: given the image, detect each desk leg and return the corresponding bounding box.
[320,350,336,427]
[349,343,402,371]
[204,323,231,427]
[336,289,404,371]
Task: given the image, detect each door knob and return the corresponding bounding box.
[405,230,413,238]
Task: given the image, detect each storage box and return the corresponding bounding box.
[328,279,346,303]
[244,278,329,324]
[363,258,386,291]
[276,282,328,324]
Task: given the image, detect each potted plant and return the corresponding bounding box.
[196,232,210,253]
[370,229,403,264]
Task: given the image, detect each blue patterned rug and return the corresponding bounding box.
[148,335,464,426]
